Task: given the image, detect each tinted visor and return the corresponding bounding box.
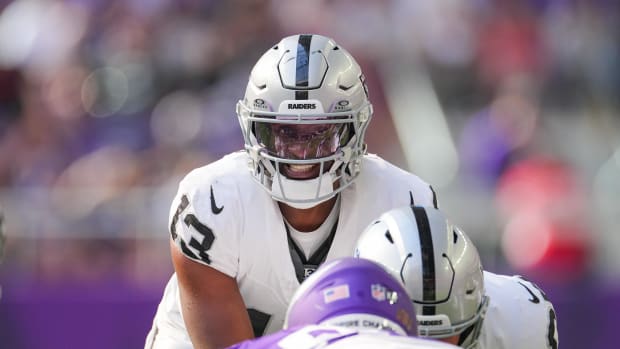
[254,121,351,160]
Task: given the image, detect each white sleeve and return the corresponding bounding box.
[512,276,559,349]
[168,171,243,278]
[481,272,559,349]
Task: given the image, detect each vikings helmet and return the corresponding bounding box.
[355,206,488,349]
[236,34,373,208]
[284,257,417,336]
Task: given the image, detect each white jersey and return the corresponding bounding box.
[145,151,437,348]
[227,325,460,349]
[479,272,559,349]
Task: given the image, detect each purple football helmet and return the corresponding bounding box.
[284,257,417,336]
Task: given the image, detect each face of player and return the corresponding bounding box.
[254,122,349,180]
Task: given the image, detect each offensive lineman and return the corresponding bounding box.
[355,205,559,349]
[145,34,438,349]
[227,257,460,349]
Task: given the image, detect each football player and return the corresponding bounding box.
[227,257,460,349]
[145,34,438,349]
[355,205,559,349]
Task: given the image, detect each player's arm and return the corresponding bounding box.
[171,239,254,349]
[516,276,559,349]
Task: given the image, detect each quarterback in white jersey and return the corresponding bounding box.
[227,258,459,349]
[145,34,438,349]
[355,206,558,349]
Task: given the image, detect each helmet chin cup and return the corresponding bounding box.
[271,171,337,209]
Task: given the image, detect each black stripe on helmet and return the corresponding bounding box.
[295,90,308,100]
[295,34,312,100]
[412,206,436,315]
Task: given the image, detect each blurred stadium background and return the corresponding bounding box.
[0,0,618,348]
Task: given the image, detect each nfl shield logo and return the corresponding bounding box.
[371,284,386,301]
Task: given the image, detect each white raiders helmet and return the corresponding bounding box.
[236,34,373,208]
[354,206,489,349]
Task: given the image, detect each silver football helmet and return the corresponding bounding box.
[236,34,373,208]
[354,206,488,349]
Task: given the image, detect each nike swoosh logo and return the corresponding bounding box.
[210,185,223,214]
[519,282,540,304]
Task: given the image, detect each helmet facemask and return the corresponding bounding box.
[237,101,371,208]
[236,34,372,208]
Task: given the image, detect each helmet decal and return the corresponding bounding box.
[295,34,312,91]
[323,284,351,304]
[412,206,437,307]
